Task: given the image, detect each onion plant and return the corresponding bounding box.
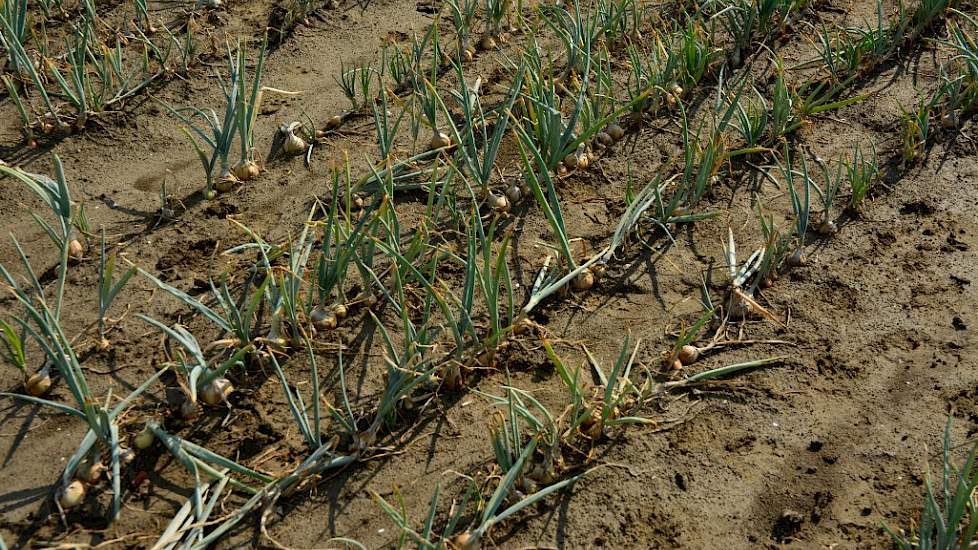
[375,421,585,548]
[163,39,271,195]
[137,315,253,413]
[542,0,597,77]
[944,10,978,113]
[885,418,978,549]
[783,149,812,263]
[97,229,137,347]
[0,160,165,519]
[899,89,943,163]
[813,155,843,234]
[845,142,878,212]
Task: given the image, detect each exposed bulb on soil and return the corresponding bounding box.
[576,150,590,170]
[571,268,595,291]
[332,303,348,319]
[443,365,463,391]
[595,131,614,147]
[60,480,86,509]
[430,130,452,150]
[200,377,233,405]
[178,397,198,420]
[283,132,308,156]
[486,192,509,213]
[564,143,588,170]
[79,458,105,483]
[449,531,477,550]
[941,112,958,129]
[26,369,52,396]
[232,159,260,181]
[606,122,625,141]
[816,219,838,236]
[505,183,522,204]
[134,425,155,450]
[310,307,338,330]
[678,344,699,365]
[68,238,85,262]
[354,429,376,452]
[786,248,807,267]
[478,35,497,51]
[215,173,237,193]
[325,114,343,130]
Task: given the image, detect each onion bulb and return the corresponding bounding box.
[26,369,51,396]
[120,447,136,464]
[449,531,477,550]
[486,192,509,213]
[786,248,807,267]
[571,268,595,291]
[215,174,237,193]
[670,82,683,96]
[581,415,603,439]
[310,307,338,330]
[670,358,683,371]
[204,189,217,201]
[177,397,198,420]
[325,115,343,130]
[200,377,233,405]
[79,458,104,483]
[563,152,578,170]
[134,425,154,450]
[941,112,958,129]
[60,480,85,509]
[595,131,614,147]
[67,238,85,262]
[443,365,463,391]
[232,160,260,181]
[354,429,376,451]
[283,132,308,156]
[478,35,497,51]
[678,344,699,365]
[332,304,348,319]
[576,150,590,170]
[606,122,625,141]
[505,183,522,204]
[429,131,452,150]
[816,219,837,236]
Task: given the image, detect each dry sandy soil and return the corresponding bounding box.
[1,0,977,548]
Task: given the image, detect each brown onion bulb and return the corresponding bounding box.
[311,307,338,330]
[232,160,260,181]
[430,131,452,150]
[571,269,595,291]
[60,480,85,509]
[26,369,52,396]
[68,239,85,262]
[678,344,699,365]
